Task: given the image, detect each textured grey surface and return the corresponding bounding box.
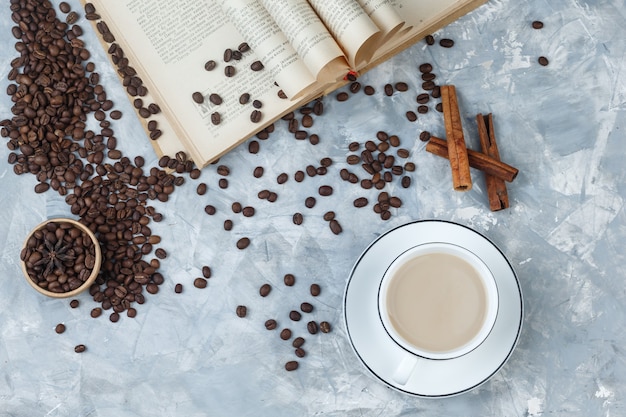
[1,0,625,416]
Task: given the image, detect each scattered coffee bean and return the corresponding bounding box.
[277,173,288,184]
[194,277,208,289]
[202,266,212,279]
[532,20,544,29]
[336,92,349,101]
[59,2,71,13]
[265,319,278,330]
[110,312,120,323]
[250,60,264,71]
[307,321,319,334]
[192,92,204,104]
[259,283,272,297]
[305,197,316,208]
[364,85,376,95]
[196,183,208,195]
[538,56,549,66]
[295,348,306,358]
[248,140,260,154]
[205,205,217,215]
[289,310,302,321]
[223,219,233,231]
[209,93,223,105]
[318,185,333,196]
[329,219,342,235]
[236,305,247,318]
[284,274,296,286]
[252,100,263,109]
[280,328,292,340]
[204,60,217,71]
[320,321,331,333]
[175,283,183,293]
[292,337,305,348]
[250,110,262,123]
[285,361,298,371]
[425,35,435,45]
[406,111,417,122]
[323,211,335,221]
[384,83,394,96]
[395,82,409,92]
[211,112,221,125]
[293,212,303,225]
[237,237,250,249]
[439,38,455,48]
[224,65,236,77]
[310,284,321,296]
[74,344,86,353]
[242,206,255,217]
[55,323,66,334]
[91,308,102,318]
[155,248,167,259]
[70,299,80,308]
[300,302,313,313]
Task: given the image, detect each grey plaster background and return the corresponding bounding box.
[1,0,625,416]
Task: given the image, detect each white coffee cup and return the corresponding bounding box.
[378,242,499,384]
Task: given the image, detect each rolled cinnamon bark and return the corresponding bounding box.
[477,113,510,211]
[441,85,472,191]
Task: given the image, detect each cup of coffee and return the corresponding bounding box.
[378,242,498,384]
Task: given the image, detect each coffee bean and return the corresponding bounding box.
[253,100,263,109]
[236,237,250,249]
[259,283,272,297]
[224,65,236,77]
[318,185,333,196]
[432,86,441,98]
[292,337,305,348]
[532,20,544,29]
[70,299,80,308]
[293,212,303,225]
[250,110,262,123]
[194,277,208,289]
[175,283,183,293]
[401,176,411,188]
[59,2,71,13]
[294,170,305,182]
[323,211,335,221]
[55,323,66,334]
[277,173,288,184]
[435,102,443,112]
[204,60,217,71]
[265,319,277,330]
[353,197,368,208]
[309,284,320,297]
[74,344,86,353]
[285,361,298,371]
[395,82,409,92]
[329,219,342,235]
[197,183,207,195]
[305,197,316,208]
[406,111,417,122]
[417,105,429,114]
[248,140,260,154]
[307,321,319,334]
[280,328,292,340]
[201,266,212,279]
[66,11,79,25]
[253,166,264,178]
[236,305,247,318]
[295,348,306,358]
[239,93,251,105]
[219,178,229,189]
[538,56,549,66]
[250,60,264,71]
[364,85,376,95]
[91,308,102,318]
[422,81,436,90]
[309,134,320,145]
[289,311,302,321]
[349,82,361,94]
[110,312,120,323]
[209,93,223,105]
[192,92,204,104]
[205,205,217,215]
[224,220,233,231]
[320,321,331,333]
[439,38,455,48]
[422,72,436,82]
[211,112,221,125]
[336,92,349,101]
[155,248,167,259]
[425,35,435,45]
[282,273,296,287]
[300,302,313,313]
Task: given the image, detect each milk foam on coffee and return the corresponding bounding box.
[385,252,488,353]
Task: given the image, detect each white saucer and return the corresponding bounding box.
[343,220,523,397]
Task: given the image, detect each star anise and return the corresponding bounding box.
[34,236,75,278]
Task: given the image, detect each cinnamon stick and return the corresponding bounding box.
[477,113,509,211]
[441,85,472,191]
[425,136,518,182]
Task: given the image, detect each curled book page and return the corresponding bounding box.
[307,0,382,67]
[259,0,350,82]
[218,0,317,99]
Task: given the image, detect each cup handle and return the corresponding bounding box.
[391,353,420,386]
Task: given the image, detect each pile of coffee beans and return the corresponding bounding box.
[2,0,200,330]
[21,220,98,294]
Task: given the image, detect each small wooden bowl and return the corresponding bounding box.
[20,218,101,298]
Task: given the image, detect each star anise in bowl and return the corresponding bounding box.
[20,218,101,298]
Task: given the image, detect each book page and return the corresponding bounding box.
[89,0,299,166]
[357,0,406,40]
[258,0,350,81]
[307,0,382,67]
[217,0,317,99]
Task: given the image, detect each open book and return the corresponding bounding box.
[82,0,487,167]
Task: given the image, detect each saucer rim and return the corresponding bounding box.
[343,219,523,398]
